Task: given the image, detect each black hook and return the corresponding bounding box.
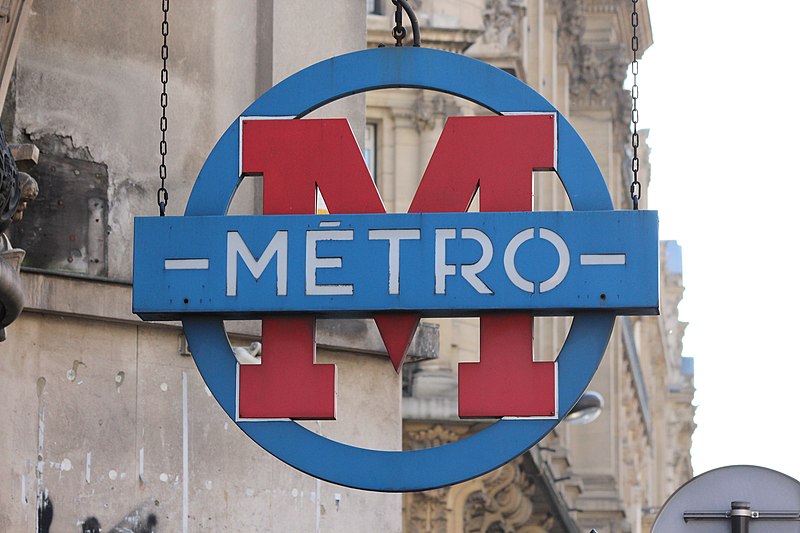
[391,0,421,47]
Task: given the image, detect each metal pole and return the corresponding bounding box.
[730,501,751,533]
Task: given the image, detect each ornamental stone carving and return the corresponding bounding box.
[557,0,635,147]
[483,0,524,53]
[466,0,526,75]
[460,459,550,533]
[413,94,461,133]
[403,447,558,532]
[557,0,586,66]
[570,45,629,111]
[404,423,471,450]
[0,130,39,338]
[407,488,449,533]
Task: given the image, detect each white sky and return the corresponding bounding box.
[640,0,800,481]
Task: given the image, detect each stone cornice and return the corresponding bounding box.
[583,0,653,54]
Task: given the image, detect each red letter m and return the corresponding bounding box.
[238,115,557,419]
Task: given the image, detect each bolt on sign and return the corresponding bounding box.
[133,47,658,492]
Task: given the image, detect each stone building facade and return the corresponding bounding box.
[363,1,694,532]
[0,1,693,532]
[0,2,432,531]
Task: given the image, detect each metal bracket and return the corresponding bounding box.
[391,0,420,47]
[684,501,800,533]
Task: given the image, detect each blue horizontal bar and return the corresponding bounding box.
[133,210,658,319]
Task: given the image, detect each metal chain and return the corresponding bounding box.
[392,0,407,46]
[629,0,640,210]
[158,0,169,216]
[390,0,421,47]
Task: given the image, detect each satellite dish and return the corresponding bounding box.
[652,465,800,532]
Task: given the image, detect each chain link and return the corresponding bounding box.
[158,0,169,216]
[389,0,421,47]
[629,0,641,210]
[392,0,407,46]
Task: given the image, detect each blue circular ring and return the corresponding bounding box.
[183,47,615,491]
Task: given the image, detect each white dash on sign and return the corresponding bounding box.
[164,258,209,270]
[580,254,626,266]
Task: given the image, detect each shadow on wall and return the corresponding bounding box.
[37,495,158,533]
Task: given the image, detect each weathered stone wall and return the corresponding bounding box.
[0,1,416,531]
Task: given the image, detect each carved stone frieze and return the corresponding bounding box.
[483,0,525,54]
[570,44,629,117]
[413,93,461,132]
[465,0,526,76]
[557,0,586,66]
[404,422,471,450]
[407,488,449,533]
[402,443,564,533]
[554,0,636,148]
[462,459,540,532]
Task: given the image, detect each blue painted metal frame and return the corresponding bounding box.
[181,47,622,491]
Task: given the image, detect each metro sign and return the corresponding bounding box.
[133,47,658,491]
